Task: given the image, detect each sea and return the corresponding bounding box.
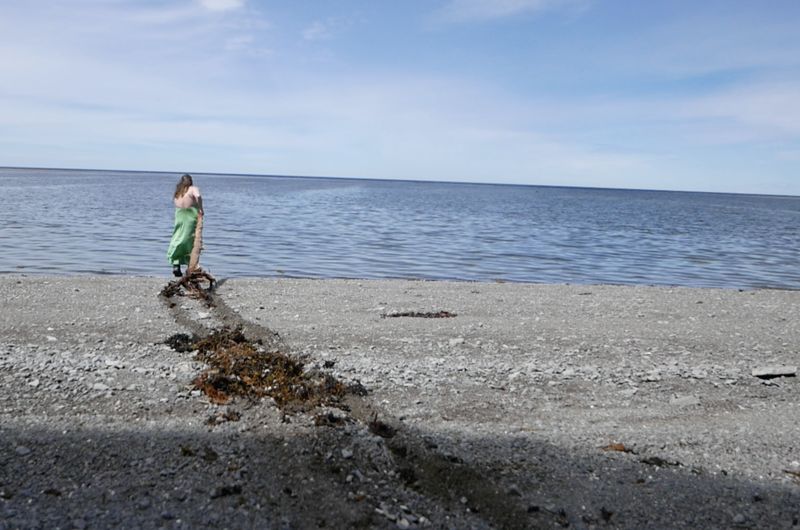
[1,167,798,290]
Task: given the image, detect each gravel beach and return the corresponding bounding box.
[1,276,799,529]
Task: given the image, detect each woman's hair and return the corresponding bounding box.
[173,174,193,199]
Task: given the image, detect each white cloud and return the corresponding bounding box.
[678,82,800,141]
[302,21,331,41]
[778,149,800,161]
[433,0,586,23]
[198,0,245,12]
[302,17,357,41]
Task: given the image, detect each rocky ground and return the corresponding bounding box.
[1,275,799,529]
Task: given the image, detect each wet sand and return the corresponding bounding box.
[1,276,799,529]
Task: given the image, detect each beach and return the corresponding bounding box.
[1,276,799,529]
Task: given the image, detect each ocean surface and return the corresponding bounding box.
[1,167,798,289]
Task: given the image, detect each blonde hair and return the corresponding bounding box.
[173,174,193,199]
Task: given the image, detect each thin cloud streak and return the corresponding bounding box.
[432,0,587,23]
[198,0,245,12]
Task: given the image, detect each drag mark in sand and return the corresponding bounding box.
[160,281,355,412]
[159,277,547,529]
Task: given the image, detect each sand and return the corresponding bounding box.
[1,275,799,529]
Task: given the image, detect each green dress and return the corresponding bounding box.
[166,207,198,266]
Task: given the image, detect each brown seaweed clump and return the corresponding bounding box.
[190,327,348,410]
[160,269,216,304]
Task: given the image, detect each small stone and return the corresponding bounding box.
[508,484,522,496]
[72,519,87,530]
[137,497,151,510]
[397,518,411,529]
[341,448,353,459]
[47,336,57,342]
[92,383,110,391]
[642,371,661,382]
[460,496,468,504]
[28,379,40,388]
[197,312,211,320]
[15,446,31,456]
[449,338,465,347]
[733,513,746,524]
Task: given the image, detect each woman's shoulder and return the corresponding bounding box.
[189,185,201,197]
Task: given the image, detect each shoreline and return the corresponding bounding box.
[2,276,799,528]
[3,271,799,294]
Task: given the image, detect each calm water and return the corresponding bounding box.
[1,167,799,289]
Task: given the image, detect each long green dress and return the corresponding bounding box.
[166,207,199,266]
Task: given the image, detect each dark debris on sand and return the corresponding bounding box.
[168,326,350,411]
[381,310,457,319]
[160,269,216,304]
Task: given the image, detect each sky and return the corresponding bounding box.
[1,0,799,194]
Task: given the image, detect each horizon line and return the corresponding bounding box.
[1,165,796,199]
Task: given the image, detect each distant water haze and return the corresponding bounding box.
[1,167,798,290]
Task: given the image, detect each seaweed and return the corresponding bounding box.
[381,311,457,319]
[164,333,197,353]
[160,269,216,304]
[170,326,350,411]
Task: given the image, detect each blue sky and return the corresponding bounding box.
[1,0,799,194]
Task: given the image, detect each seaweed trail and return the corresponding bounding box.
[190,327,348,410]
[161,280,354,412]
[161,280,547,529]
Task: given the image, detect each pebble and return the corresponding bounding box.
[15,446,31,456]
[341,448,354,459]
[733,513,746,524]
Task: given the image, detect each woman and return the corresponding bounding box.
[166,174,204,277]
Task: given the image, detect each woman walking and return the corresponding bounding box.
[166,174,204,277]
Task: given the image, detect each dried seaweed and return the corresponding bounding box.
[164,333,197,353]
[179,327,349,410]
[600,443,635,453]
[160,269,216,304]
[381,311,457,319]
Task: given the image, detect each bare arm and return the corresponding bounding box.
[191,186,204,215]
